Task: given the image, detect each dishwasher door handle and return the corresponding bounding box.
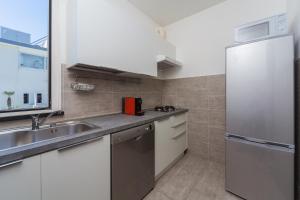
[135,135,143,141]
[111,123,154,145]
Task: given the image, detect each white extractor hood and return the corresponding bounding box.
[157,55,182,70]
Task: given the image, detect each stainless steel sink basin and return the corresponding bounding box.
[0,121,100,151]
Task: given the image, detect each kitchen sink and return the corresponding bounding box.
[0,121,100,151]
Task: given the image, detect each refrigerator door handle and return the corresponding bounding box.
[226,133,295,150]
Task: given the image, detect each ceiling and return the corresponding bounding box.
[128,0,227,26]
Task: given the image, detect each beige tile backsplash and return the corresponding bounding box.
[62,67,164,118]
[163,75,226,163]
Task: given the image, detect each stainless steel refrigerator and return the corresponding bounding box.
[225,35,294,200]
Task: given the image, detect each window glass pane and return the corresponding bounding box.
[20,53,46,69]
[0,0,50,112]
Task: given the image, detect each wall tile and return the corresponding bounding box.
[63,91,114,118]
[164,75,226,164]
[209,127,225,151]
[176,89,209,110]
[162,95,177,106]
[188,109,209,124]
[209,110,225,128]
[207,75,226,96]
[138,78,164,93]
[62,67,163,118]
[140,93,162,109]
[162,80,178,95]
[112,78,141,93]
[176,76,207,93]
[188,122,209,144]
[209,95,225,110]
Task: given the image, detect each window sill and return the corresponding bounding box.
[0,110,64,122]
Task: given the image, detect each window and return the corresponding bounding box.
[23,93,29,104]
[0,0,51,112]
[20,53,47,70]
[37,93,42,104]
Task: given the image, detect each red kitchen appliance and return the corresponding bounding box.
[122,97,144,116]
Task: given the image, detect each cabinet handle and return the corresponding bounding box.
[58,137,103,152]
[172,121,186,128]
[156,117,170,123]
[0,160,23,169]
[172,130,186,139]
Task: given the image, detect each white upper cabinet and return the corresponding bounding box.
[66,0,176,76]
[156,36,176,60]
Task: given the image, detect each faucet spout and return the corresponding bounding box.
[31,111,63,130]
[31,115,40,130]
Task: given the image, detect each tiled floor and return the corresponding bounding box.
[145,153,242,200]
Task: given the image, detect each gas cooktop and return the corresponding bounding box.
[154,106,176,112]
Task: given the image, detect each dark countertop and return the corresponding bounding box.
[0,109,188,165]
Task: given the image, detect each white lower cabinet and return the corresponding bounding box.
[41,135,111,200]
[155,113,188,177]
[0,155,41,200]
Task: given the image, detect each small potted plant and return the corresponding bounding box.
[4,91,15,110]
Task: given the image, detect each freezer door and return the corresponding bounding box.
[226,35,294,145]
[225,136,294,200]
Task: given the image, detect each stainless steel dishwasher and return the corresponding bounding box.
[111,122,155,200]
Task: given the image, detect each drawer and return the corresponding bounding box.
[172,127,187,156]
[170,113,187,127]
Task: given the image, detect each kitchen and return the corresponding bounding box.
[0,0,299,200]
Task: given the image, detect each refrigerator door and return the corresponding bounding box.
[225,136,294,200]
[226,35,294,145]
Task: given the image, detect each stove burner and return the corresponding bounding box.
[155,106,176,112]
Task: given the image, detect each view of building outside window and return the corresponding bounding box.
[0,0,50,112]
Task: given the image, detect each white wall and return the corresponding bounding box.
[163,0,287,79]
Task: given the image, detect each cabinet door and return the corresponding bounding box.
[67,0,158,76]
[0,156,41,200]
[41,135,110,200]
[155,114,188,178]
[155,118,174,177]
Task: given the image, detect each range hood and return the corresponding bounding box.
[157,55,182,70]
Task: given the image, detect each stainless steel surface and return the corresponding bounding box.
[58,136,103,152]
[112,123,155,200]
[226,35,294,145]
[0,121,100,151]
[225,35,294,200]
[31,110,64,130]
[0,159,23,169]
[225,137,294,200]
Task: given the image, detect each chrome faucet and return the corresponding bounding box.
[31,111,63,130]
